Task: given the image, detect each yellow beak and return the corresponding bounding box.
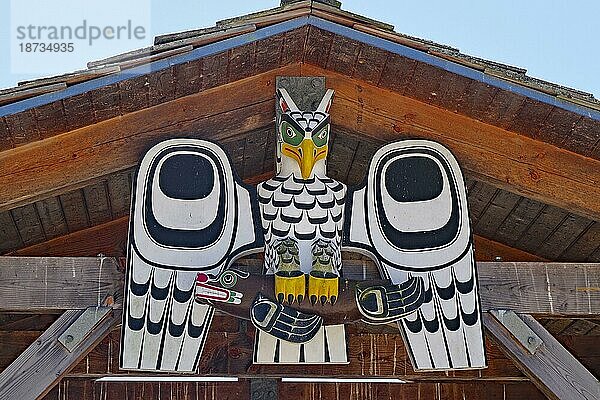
[299,139,316,179]
[281,140,328,180]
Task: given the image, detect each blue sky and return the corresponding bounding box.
[1,0,599,97]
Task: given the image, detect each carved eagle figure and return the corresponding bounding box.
[120,84,486,372]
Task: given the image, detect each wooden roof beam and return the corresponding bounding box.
[0,64,301,213]
[1,256,599,317]
[485,312,600,400]
[1,63,600,221]
[302,64,600,222]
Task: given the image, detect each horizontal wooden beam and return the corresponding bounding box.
[301,64,600,222]
[485,312,600,400]
[1,257,598,316]
[0,308,120,400]
[0,64,301,212]
[0,257,123,312]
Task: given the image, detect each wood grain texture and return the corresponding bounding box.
[11,204,46,245]
[1,256,599,316]
[54,329,525,381]
[9,216,131,257]
[35,197,68,240]
[0,211,23,253]
[485,313,600,400]
[301,64,600,222]
[479,262,600,317]
[473,236,545,262]
[0,257,123,312]
[43,379,250,400]
[0,64,300,212]
[0,309,120,400]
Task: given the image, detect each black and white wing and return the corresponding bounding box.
[343,140,485,371]
[121,139,263,372]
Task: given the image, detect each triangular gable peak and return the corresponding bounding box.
[0,0,599,264]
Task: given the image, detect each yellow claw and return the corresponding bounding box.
[308,273,339,305]
[275,272,306,304]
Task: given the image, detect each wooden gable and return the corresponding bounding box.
[0,1,599,399]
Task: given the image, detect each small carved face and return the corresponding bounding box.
[277,88,334,179]
[279,111,330,179]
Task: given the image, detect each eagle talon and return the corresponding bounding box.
[275,272,306,304]
[308,273,339,305]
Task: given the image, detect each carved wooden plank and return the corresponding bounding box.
[352,43,387,85]
[484,313,600,400]
[508,98,554,141]
[0,117,13,151]
[118,75,149,114]
[147,66,176,107]
[89,83,121,121]
[564,116,600,158]
[33,101,67,140]
[254,32,284,74]
[201,51,229,90]
[429,69,472,113]
[62,93,96,131]
[228,43,256,83]
[378,53,417,94]
[0,309,120,400]
[5,109,40,146]
[536,107,581,147]
[0,257,123,312]
[402,62,445,105]
[280,26,307,66]
[326,36,360,76]
[304,26,334,69]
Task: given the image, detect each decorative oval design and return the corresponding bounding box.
[159,154,214,200]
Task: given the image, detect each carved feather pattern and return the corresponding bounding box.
[258,175,346,275]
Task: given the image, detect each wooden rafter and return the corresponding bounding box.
[0,257,123,312]
[1,256,599,316]
[484,312,600,400]
[1,64,600,222]
[0,308,120,400]
[302,64,600,222]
